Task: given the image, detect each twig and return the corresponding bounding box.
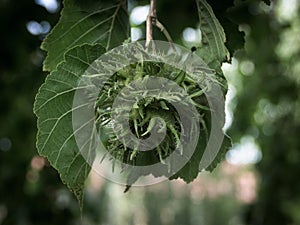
[145,0,156,50]
[145,0,175,52]
[153,19,176,51]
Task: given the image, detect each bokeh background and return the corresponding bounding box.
[0,0,299,224]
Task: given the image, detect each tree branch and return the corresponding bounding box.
[145,0,175,52]
[145,0,156,50]
[153,19,175,50]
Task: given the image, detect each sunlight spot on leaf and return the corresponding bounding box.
[275,0,299,22]
[226,136,262,165]
[26,21,51,35]
[131,27,143,41]
[31,156,46,171]
[223,84,236,131]
[222,60,240,131]
[35,0,59,13]
[240,60,255,76]
[130,5,149,25]
[55,189,72,209]
[182,27,201,43]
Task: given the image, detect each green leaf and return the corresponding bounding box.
[169,120,208,182]
[41,0,129,72]
[204,0,245,56]
[170,112,231,182]
[34,44,106,204]
[206,135,231,171]
[195,0,230,70]
[168,0,232,182]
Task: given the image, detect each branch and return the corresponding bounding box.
[145,0,175,52]
[145,0,156,50]
[154,19,176,51]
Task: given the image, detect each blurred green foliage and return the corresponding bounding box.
[0,0,81,224]
[228,1,300,224]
